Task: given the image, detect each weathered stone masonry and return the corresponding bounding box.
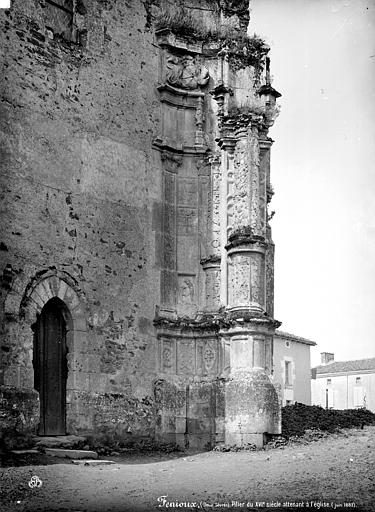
[0,0,281,448]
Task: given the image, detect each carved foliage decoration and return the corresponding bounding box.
[198,174,210,259]
[232,138,249,229]
[228,255,250,306]
[178,340,195,374]
[250,252,264,307]
[249,127,261,236]
[196,339,218,375]
[166,54,209,90]
[203,342,216,372]
[226,155,234,236]
[258,154,267,237]
[161,169,177,306]
[265,244,275,317]
[210,155,222,253]
[227,252,265,308]
[205,268,221,310]
[163,172,176,271]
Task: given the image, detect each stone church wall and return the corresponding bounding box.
[1,0,282,449]
[0,0,163,442]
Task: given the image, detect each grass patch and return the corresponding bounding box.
[154,7,267,60]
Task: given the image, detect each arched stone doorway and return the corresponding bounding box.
[17,270,87,436]
[33,297,71,435]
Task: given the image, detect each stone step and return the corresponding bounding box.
[44,448,98,459]
[11,449,40,455]
[34,435,87,450]
[71,459,115,466]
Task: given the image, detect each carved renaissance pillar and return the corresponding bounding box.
[152,0,282,449]
[201,154,222,312]
[218,116,281,447]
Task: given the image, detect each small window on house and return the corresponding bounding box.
[285,400,293,406]
[327,378,331,385]
[285,340,290,348]
[285,360,292,386]
[44,0,74,40]
[355,377,361,385]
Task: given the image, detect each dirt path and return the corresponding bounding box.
[1,426,374,512]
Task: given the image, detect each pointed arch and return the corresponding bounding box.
[20,269,86,334]
[18,269,88,434]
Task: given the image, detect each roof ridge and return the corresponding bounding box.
[312,356,375,374]
[275,330,316,345]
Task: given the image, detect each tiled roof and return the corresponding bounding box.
[313,357,375,375]
[275,330,316,346]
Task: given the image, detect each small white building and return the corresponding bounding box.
[311,353,375,411]
[273,331,316,406]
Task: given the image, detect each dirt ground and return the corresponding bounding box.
[1,426,374,512]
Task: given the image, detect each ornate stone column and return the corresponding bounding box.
[218,115,281,447]
[201,154,222,313]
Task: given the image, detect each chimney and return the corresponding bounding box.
[320,352,334,365]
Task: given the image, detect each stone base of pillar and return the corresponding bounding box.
[225,432,265,448]
[223,369,281,447]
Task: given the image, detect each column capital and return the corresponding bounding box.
[200,255,221,270]
[225,226,267,253]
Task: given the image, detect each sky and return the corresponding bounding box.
[250,0,375,366]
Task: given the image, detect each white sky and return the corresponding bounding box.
[250,0,375,366]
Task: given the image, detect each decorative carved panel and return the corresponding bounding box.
[203,342,216,373]
[228,255,250,306]
[227,251,265,308]
[258,153,267,237]
[250,252,265,307]
[160,339,176,374]
[249,128,261,236]
[165,54,209,90]
[177,339,195,375]
[233,138,249,229]
[178,178,198,207]
[210,156,222,253]
[178,275,196,307]
[265,244,275,317]
[196,338,219,376]
[163,172,176,271]
[226,154,234,237]
[205,268,221,310]
[161,171,177,305]
[198,174,210,259]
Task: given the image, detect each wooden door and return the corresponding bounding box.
[34,298,67,435]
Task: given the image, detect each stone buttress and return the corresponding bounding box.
[153,0,282,447]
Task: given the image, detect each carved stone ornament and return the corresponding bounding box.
[166,54,209,90]
[162,345,173,368]
[203,343,216,372]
